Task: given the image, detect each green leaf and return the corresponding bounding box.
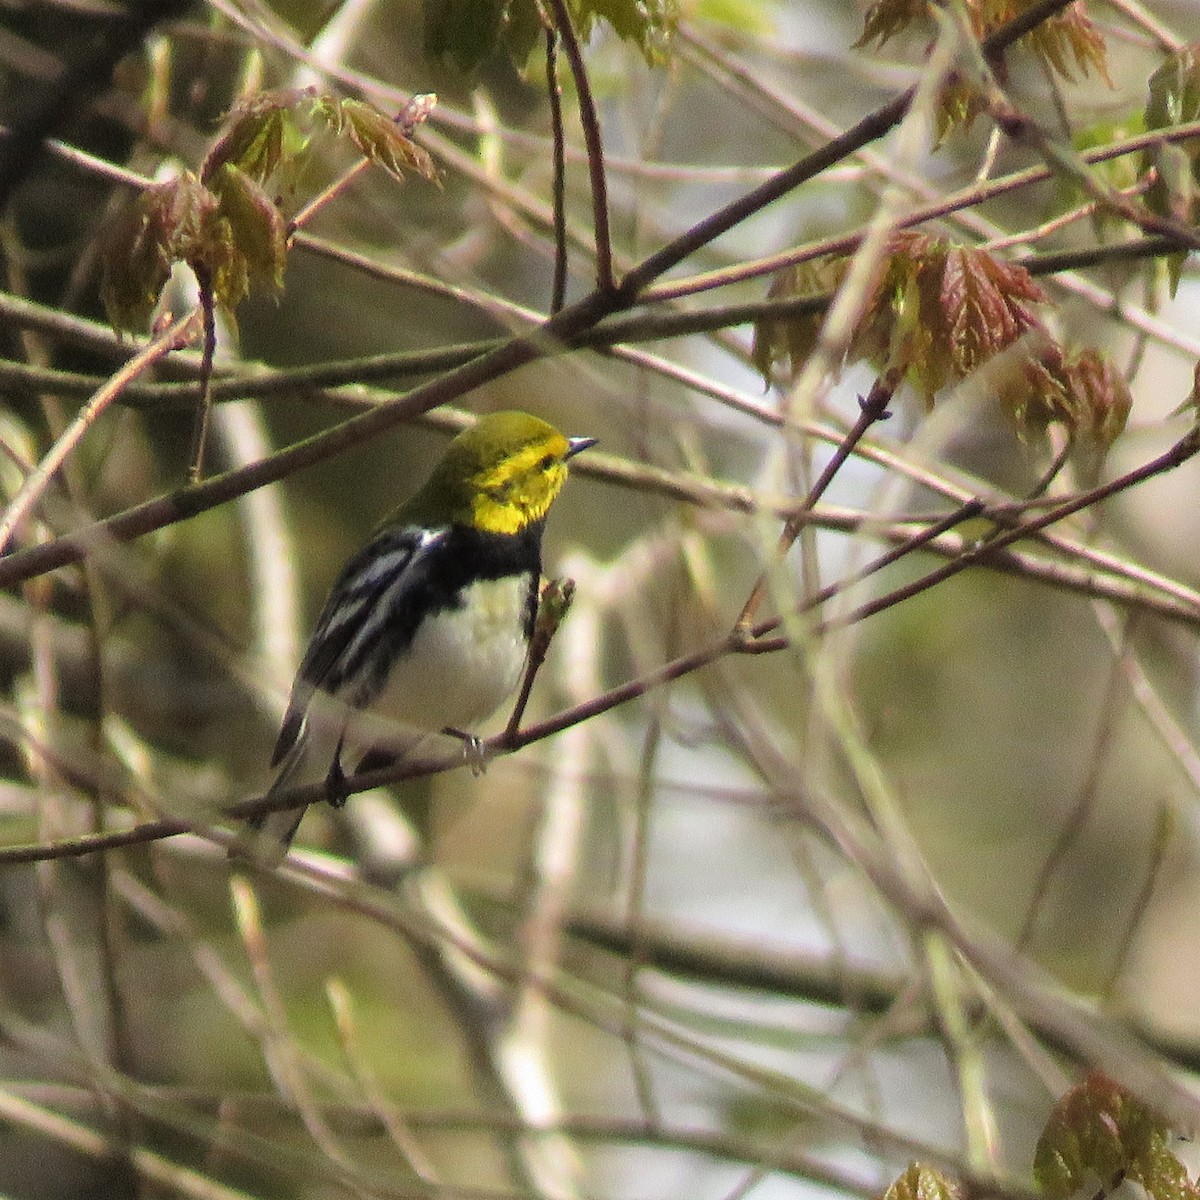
[208,164,288,293]
[501,0,544,67]
[1146,42,1200,129]
[571,0,678,64]
[424,0,508,71]
[339,99,438,183]
[202,89,311,185]
[425,0,676,72]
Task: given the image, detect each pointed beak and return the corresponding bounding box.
[566,435,597,459]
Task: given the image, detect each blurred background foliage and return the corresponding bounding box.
[1,0,1200,1198]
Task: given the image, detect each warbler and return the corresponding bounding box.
[241,410,595,863]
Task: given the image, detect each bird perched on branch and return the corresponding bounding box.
[238,410,595,864]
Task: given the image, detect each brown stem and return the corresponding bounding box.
[736,374,898,632]
[546,26,569,314]
[187,268,216,483]
[546,0,614,293]
[781,428,1200,642]
[504,578,575,740]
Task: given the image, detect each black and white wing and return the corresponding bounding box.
[271,525,448,768]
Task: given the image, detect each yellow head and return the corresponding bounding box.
[407,411,595,534]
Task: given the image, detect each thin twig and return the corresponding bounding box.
[186,269,216,483]
[791,428,1200,643]
[0,308,202,555]
[546,0,614,293]
[546,26,569,314]
[736,374,898,631]
[290,159,371,233]
[504,578,575,740]
[1017,618,1133,951]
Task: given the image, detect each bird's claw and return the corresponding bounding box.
[444,727,488,776]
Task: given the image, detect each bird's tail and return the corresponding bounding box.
[229,726,323,867]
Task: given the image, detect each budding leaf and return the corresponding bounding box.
[857,1,1110,135]
[855,0,928,50]
[855,232,1048,404]
[940,245,1047,377]
[1034,1073,1200,1200]
[883,1164,960,1200]
[1143,43,1200,295]
[207,163,288,294]
[751,257,846,384]
[1008,345,1132,457]
[100,171,217,331]
[339,99,437,183]
[202,89,310,184]
[753,234,1128,457]
[1026,4,1110,85]
[100,88,435,332]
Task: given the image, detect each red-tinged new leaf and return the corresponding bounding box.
[853,232,1049,404]
[198,214,249,314]
[936,78,987,140]
[754,234,1052,405]
[866,259,945,398]
[998,345,1131,455]
[1025,4,1112,85]
[857,2,1110,87]
[1057,348,1132,451]
[101,162,289,332]
[100,85,443,332]
[100,171,218,332]
[752,257,847,384]
[1034,1073,1199,1200]
[941,246,1046,377]
[1035,1072,1149,1197]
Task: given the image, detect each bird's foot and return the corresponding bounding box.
[443,727,488,776]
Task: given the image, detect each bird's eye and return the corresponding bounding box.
[538,453,556,471]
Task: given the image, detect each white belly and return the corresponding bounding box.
[348,574,531,752]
